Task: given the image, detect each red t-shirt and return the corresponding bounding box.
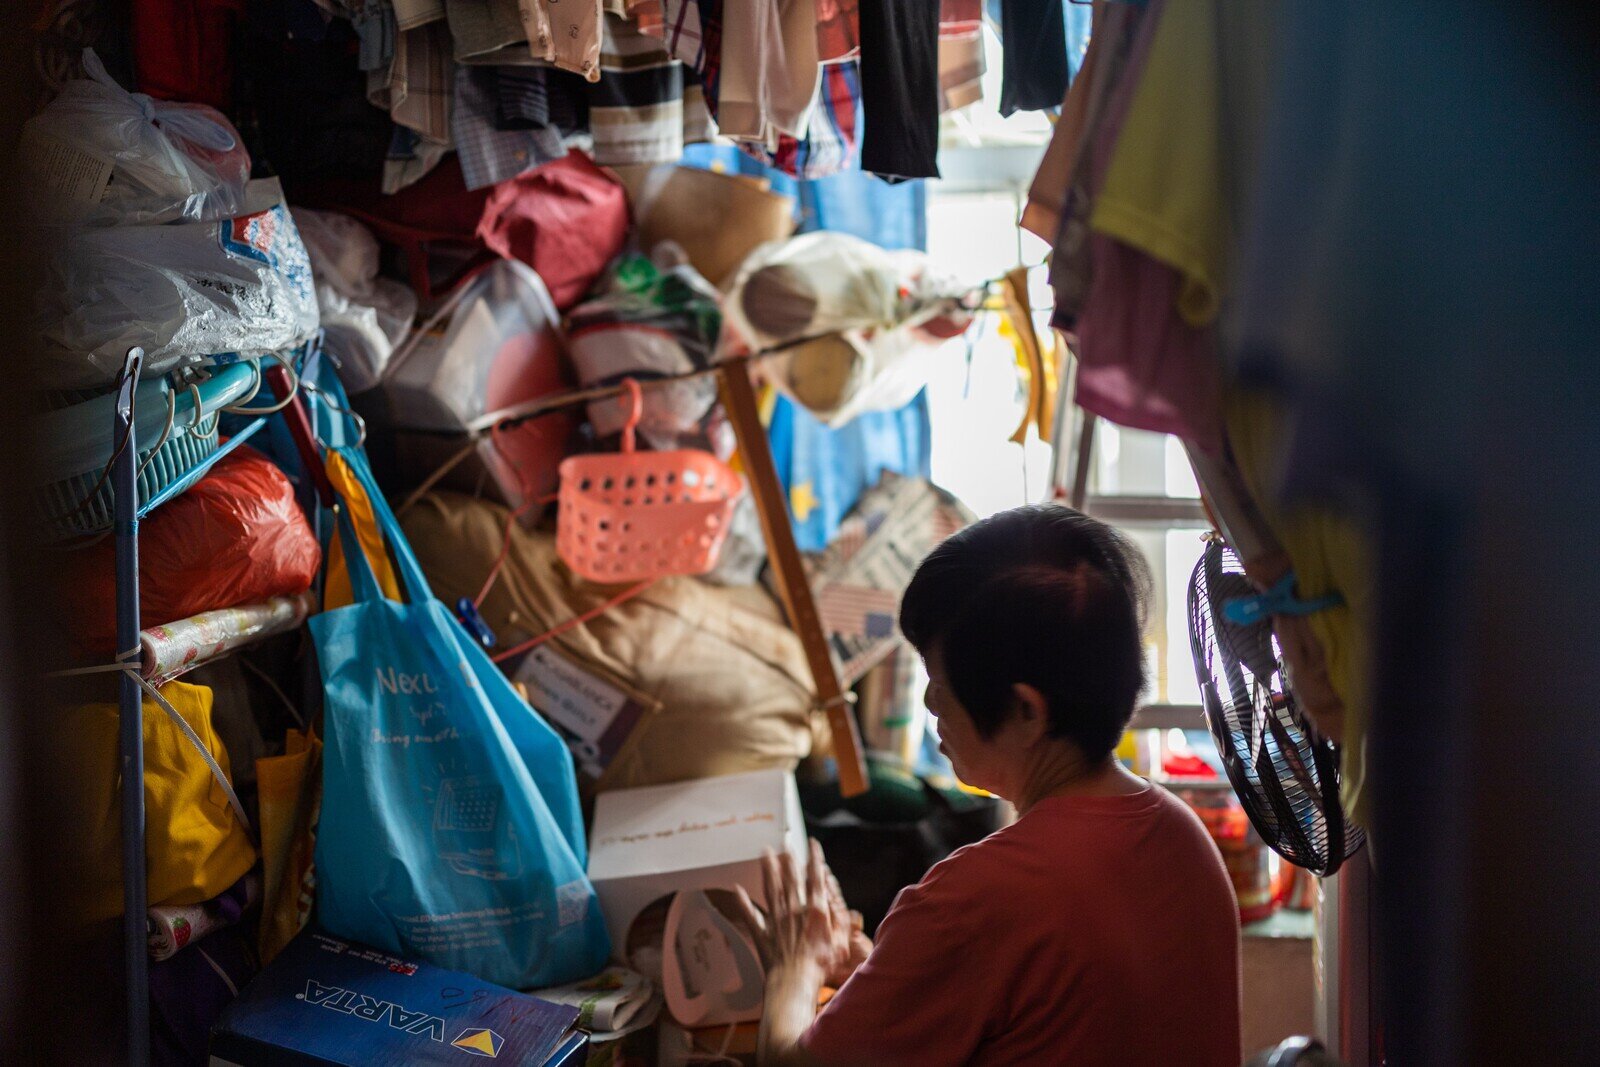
[802,783,1242,1066]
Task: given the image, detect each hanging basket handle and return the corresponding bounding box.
[619,377,643,454]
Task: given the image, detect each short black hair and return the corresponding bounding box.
[899,504,1153,762]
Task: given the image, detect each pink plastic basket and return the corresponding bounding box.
[556,379,744,584]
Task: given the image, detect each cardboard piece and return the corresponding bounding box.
[587,770,808,954]
[209,930,586,1066]
[806,473,975,685]
[627,165,796,287]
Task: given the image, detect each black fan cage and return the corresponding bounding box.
[1187,538,1365,876]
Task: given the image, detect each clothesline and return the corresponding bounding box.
[392,266,1040,517]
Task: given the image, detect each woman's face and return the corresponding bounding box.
[924,647,1012,797]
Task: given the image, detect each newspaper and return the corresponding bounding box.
[808,473,974,684]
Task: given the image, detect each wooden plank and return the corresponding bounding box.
[718,358,869,798]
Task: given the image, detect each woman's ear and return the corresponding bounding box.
[1008,683,1051,742]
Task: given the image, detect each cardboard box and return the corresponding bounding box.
[587,769,807,953]
[210,930,587,1066]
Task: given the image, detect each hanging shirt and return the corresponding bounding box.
[858,0,940,181]
[494,66,591,133]
[543,0,604,81]
[997,0,1068,117]
[802,784,1243,1067]
[736,60,858,180]
[452,64,569,191]
[589,13,713,166]
[368,18,454,192]
[445,0,527,62]
[1092,0,1234,326]
[1045,0,1151,330]
[716,0,822,143]
[1019,0,1113,243]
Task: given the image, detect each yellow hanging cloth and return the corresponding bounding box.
[323,450,402,610]
[67,681,258,924]
[1000,267,1061,445]
[256,727,323,965]
[1224,388,1375,828]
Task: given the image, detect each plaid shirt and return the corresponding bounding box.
[452,65,569,191]
[745,59,859,179]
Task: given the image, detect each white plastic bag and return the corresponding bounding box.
[292,208,417,394]
[566,247,725,450]
[723,232,975,427]
[21,49,250,227]
[37,178,320,387]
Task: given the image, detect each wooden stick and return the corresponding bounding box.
[718,357,870,798]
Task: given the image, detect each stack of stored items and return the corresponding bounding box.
[28,7,1033,1060]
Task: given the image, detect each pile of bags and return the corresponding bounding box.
[25,50,319,388]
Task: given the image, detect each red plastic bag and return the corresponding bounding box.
[476,152,630,310]
[70,445,321,659]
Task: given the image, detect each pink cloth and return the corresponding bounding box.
[1074,235,1225,453]
[1062,0,1225,452]
[802,785,1243,1067]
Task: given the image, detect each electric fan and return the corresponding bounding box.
[1187,537,1365,875]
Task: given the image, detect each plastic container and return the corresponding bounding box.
[557,380,743,584]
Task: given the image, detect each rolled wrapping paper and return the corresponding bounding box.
[147,872,260,961]
[140,590,317,684]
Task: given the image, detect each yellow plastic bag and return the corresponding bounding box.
[255,728,322,964]
[68,681,257,925]
[323,450,401,610]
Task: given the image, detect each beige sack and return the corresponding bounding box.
[402,492,819,792]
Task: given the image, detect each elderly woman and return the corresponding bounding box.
[737,505,1243,1066]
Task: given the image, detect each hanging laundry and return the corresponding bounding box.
[816,0,985,64]
[1092,0,1229,327]
[1073,0,1276,450]
[717,0,823,145]
[741,60,862,180]
[494,65,591,132]
[368,19,455,190]
[858,0,940,181]
[392,0,445,30]
[1019,0,1120,242]
[351,1,397,72]
[545,0,605,81]
[646,0,716,70]
[938,33,985,114]
[451,64,568,190]
[1074,236,1223,451]
[998,0,1068,117]
[444,0,529,63]
[1044,0,1150,329]
[589,13,697,165]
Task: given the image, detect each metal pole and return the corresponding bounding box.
[113,347,149,1066]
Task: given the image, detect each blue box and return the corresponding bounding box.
[211,930,589,1066]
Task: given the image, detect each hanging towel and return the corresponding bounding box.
[858,0,940,181]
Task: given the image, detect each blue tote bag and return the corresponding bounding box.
[311,447,610,987]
